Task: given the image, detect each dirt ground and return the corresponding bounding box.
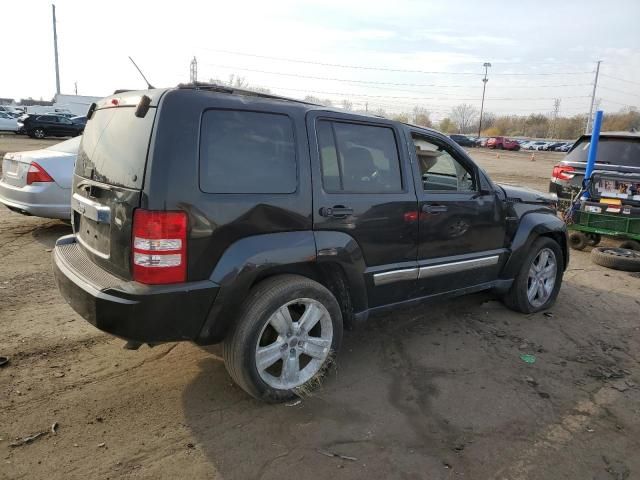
[1,134,639,480]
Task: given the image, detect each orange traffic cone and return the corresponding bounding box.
[496,153,500,159]
[530,152,535,162]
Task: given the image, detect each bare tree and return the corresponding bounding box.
[341,99,353,111]
[412,106,432,127]
[450,104,479,133]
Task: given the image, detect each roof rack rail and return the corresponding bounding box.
[176,82,320,106]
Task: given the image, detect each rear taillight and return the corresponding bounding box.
[552,165,576,181]
[132,209,188,284]
[26,162,54,185]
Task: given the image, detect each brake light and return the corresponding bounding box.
[552,165,576,181]
[132,210,188,284]
[26,162,54,185]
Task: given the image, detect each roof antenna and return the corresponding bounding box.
[128,56,154,89]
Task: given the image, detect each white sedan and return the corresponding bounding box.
[0,112,18,131]
[0,136,79,220]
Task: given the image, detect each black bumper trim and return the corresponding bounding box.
[53,237,220,343]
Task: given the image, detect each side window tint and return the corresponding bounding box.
[317,120,402,193]
[199,110,297,194]
[413,135,476,192]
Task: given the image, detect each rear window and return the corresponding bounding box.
[75,107,156,189]
[566,137,640,167]
[199,110,297,194]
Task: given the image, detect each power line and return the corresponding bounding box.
[598,85,640,98]
[600,73,640,86]
[206,63,592,97]
[201,49,593,76]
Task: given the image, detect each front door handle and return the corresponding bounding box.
[422,204,448,214]
[320,206,354,218]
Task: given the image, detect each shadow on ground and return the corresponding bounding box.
[181,284,640,480]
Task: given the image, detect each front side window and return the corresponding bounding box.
[317,120,402,193]
[413,134,476,192]
[199,110,297,194]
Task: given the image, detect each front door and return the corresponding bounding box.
[408,129,507,297]
[308,113,419,307]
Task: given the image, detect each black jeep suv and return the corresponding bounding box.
[53,86,568,402]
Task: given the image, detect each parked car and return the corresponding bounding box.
[0,112,18,131]
[21,114,84,139]
[70,116,87,126]
[526,141,548,150]
[0,136,80,219]
[449,134,476,147]
[475,136,488,147]
[549,131,640,202]
[486,136,521,151]
[557,142,573,152]
[52,87,568,402]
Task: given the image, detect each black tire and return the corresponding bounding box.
[503,237,564,314]
[223,274,343,402]
[498,144,504,150]
[591,247,640,272]
[619,240,640,251]
[33,128,46,139]
[568,231,588,250]
[586,233,602,246]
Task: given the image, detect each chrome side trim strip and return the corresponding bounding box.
[418,255,499,279]
[72,193,111,224]
[373,267,419,286]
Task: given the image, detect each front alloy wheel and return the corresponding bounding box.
[503,237,563,313]
[33,128,45,139]
[526,248,557,309]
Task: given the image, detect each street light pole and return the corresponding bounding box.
[477,62,491,139]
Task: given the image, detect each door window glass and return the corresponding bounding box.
[413,135,476,192]
[317,120,402,193]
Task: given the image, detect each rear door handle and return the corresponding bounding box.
[422,204,448,214]
[320,206,354,218]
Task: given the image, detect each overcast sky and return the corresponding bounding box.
[2,0,639,120]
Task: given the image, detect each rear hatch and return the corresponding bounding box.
[72,91,163,280]
[554,135,640,192]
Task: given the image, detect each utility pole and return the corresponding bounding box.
[585,60,602,133]
[190,57,198,84]
[52,4,61,95]
[477,62,491,139]
[74,81,78,95]
[549,98,561,138]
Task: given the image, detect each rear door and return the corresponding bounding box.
[72,94,161,279]
[307,112,419,307]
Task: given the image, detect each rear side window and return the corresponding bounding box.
[199,110,297,194]
[317,120,402,193]
[566,137,640,167]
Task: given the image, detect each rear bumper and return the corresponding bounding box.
[52,235,220,343]
[0,180,71,219]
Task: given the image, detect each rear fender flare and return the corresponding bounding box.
[197,230,368,343]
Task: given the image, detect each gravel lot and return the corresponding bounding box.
[1,134,639,480]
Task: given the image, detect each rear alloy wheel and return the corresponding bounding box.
[591,247,640,272]
[568,231,588,250]
[33,128,46,139]
[223,275,343,402]
[504,237,563,313]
